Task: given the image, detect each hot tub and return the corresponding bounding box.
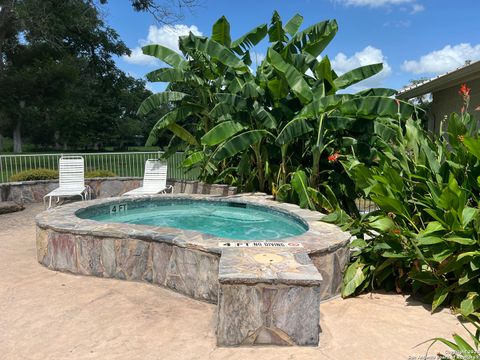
[36,194,350,303]
[77,198,308,240]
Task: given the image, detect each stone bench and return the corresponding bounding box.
[216,248,323,346]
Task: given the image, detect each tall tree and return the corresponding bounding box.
[0,0,175,152]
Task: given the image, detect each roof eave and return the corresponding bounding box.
[397,61,480,100]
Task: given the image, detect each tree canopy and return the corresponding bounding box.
[0,0,191,152]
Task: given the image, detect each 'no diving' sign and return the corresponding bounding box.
[218,241,303,248]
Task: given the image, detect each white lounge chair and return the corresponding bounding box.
[122,159,173,196]
[43,156,91,209]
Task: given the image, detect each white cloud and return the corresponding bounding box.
[122,24,202,67]
[383,20,411,28]
[334,0,424,13]
[337,0,413,6]
[122,47,160,66]
[143,24,202,52]
[331,46,392,90]
[410,3,424,13]
[402,43,480,74]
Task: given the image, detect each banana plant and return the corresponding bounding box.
[137,11,419,197]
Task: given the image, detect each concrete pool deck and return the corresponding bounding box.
[0,203,470,360]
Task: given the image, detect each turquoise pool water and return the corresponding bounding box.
[82,200,307,240]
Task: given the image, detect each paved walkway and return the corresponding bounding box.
[0,204,467,360]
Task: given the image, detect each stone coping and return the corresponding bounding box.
[35,193,351,256]
[219,248,323,286]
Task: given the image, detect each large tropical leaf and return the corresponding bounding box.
[180,33,248,71]
[284,13,303,36]
[291,52,318,74]
[211,16,231,47]
[253,106,277,129]
[341,96,415,119]
[215,130,271,161]
[356,88,397,97]
[267,78,289,100]
[285,19,338,57]
[268,10,286,43]
[342,260,366,297]
[463,137,480,160]
[242,82,264,98]
[295,94,344,119]
[201,121,245,146]
[267,48,313,103]
[209,102,234,119]
[208,94,246,119]
[276,118,313,145]
[137,91,188,116]
[333,63,383,90]
[291,170,315,209]
[167,123,198,146]
[226,74,244,93]
[145,104,203,146]
[182,151,205,167]
[324,116,355,130]
[146,68,185,83]
[314,56,335,93]
[141,44,187,69]
[231,24,268,54]
[215,93,247,108]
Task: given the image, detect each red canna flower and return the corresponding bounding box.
[328,151,340,163]
[392,228,401,235]
[459,83,471,97]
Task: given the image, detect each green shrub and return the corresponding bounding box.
[10,168,117,181]
[10,168,59,181]
[328,84,480,316]
[85,170,116,178]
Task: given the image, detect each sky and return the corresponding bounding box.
[101,0,480,93]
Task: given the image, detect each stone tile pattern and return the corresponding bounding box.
[217,249,322,346]
[1,178,237,203]
[36,227,220,303]
[217,284,321,346]
[218,249,322,286]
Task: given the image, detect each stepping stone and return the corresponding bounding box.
[217,248,322,346]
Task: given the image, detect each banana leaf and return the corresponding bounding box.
[142,44,187,69]
[211,16,231,47]
[137,91,188,116]
[201,121,245,146]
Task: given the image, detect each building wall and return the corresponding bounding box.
[430,77,480,133]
